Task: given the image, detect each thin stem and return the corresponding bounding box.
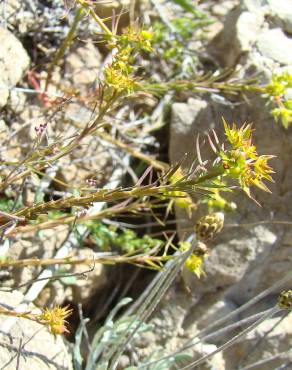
[180,306,281,370]
[0,253,169,269]
[76,0,113,36]
[45,7,84,91]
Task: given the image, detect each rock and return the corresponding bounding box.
[0,27,30,108]
[0,290,73,370]
[169,0,292,298]
[191,343,226,370]
[71,248,107,306]
[237,10,264,50]
[208,1,292,67]
[267,0,292,34]
[6,228,69,291]
[207,6,243,67]
[212,0,239,17]
[224,314,292,369]
[186,298,238,332]
[167,2,292,368]
[169,98,210,169]
[256,28,292,65]
[65,42,102,92]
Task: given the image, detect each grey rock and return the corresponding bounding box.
[192,298,237,330]
[237,11,264,51]
[169,98,209,168]
[65,42,101,92]
[224,314,292,369]
[212,0,239,17]
[191,343,226,370]
[166,3,292,367]
[0,27,29,108]
[257,28,292,65]
[267,0,292,34]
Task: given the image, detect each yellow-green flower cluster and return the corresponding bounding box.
[38,305,72,335]
[265,72,292,97]
[220,119,274,198]
[185,253,205,278]
[118,27,153,53]
[103,27,153,95]
[264,72,292,128]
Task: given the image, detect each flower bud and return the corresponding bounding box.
[195,212,224,241]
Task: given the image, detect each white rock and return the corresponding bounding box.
[192,342,226,370]
[0,27,30,108]
[237,11,264,51]
[65,42,101,91]
[198,299,238,329]
[257,28,292,65]
[268,0,292,34]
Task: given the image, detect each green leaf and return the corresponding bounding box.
[172,0,195,13]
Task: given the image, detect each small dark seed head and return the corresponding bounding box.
[278,290,292,310]
[195,212,224,242]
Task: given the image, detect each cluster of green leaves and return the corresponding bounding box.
[263,71,292,128]
[0,196,23,213]
[152,4,212,76]
[0,197,15,212]
[74,298,154,370]
[85,220,164,254]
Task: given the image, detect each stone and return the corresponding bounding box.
[167,3,292,368]
[191,298,237,331]
[6,228,69,291]
[256,28,292,65]
[192,343,226,370]
[236,10,264,50]
[65,42,102,92]
[0,290,73,370]
[267,0,292,34]
[0,27,30,108]
[212,0,239,17]
[224,314,292,369]
[70,248,107,306]
[169,98,210,169]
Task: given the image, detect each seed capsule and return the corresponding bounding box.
[278,290,292,310]
[195,212,224,241]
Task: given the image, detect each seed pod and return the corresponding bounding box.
[195,212,224,241]
[278,290,292,310]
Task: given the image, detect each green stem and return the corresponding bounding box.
[76,0,113,36]
[45,7,84,91]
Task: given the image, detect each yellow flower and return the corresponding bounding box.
[223,118,254,151]
[221,119,275,196]
[38,305,72,335]
[104,66,136,93]
[181,242,208,278]
[185,254,205,278]
[118,27,153,52]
